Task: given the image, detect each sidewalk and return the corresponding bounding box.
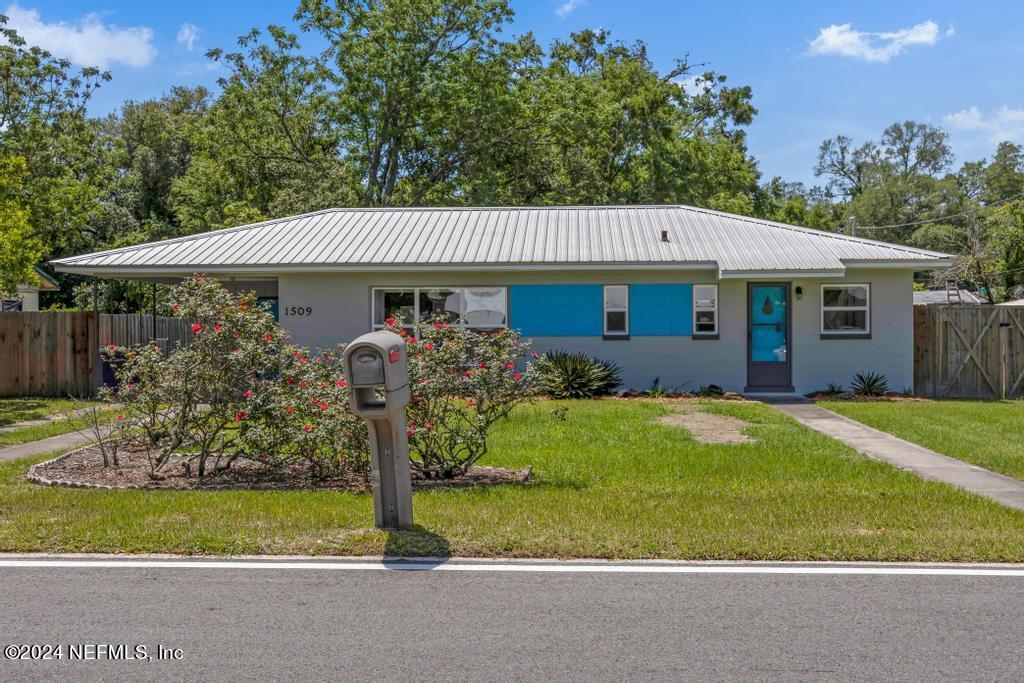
[767,398,1024,512]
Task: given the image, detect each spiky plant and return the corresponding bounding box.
[851,371,889,397]
[536,351,623,399]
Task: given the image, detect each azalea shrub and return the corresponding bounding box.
[382,315,538,478]
[106,277,538,482]
[234,345,369,479]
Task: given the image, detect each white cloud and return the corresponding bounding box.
[556,0,585,18]
[176,23,199,51]
[944,105,1024,143]
[3,3,156,68]
[807,20,953,63]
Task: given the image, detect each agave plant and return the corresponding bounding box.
[851,371,889,397]
[824,382,845,395]
[536,351,623,399]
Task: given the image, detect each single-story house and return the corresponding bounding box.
[2,268,60,311]
[51,205,953,394]
[997,298,1024,307]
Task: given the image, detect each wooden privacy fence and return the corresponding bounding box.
[914,305,1024,399]
[0,312,195,397]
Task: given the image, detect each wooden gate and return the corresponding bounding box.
[914,305,1024,398]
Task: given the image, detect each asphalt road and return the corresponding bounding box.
[2,558,1023,682]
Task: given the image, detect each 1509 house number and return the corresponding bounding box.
[284,306,313,316]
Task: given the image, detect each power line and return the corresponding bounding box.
[851,191,1024,231]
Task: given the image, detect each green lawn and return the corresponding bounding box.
[0,398,99,427]
[822,399,1024,482]
[1,400,1023,560]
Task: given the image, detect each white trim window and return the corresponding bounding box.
[693,284,718,336]
[603,285,629,336]
[821,284,870,335]
[372,287,507,330]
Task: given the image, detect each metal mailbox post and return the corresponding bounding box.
[343,331,413,528]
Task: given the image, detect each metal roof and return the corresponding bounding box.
[52,205,953,278]
[913,289,986,305]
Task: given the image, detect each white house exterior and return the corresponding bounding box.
[2,269,60,311]
[52,205,953,394]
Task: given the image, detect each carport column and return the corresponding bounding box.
[92,279,101,395]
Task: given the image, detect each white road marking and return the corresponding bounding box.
[0,559,1022,576]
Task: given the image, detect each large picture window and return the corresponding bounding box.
[693,284,718,336]
[821,284,870,336]
[372,287,507,330]
[603,285,629,336]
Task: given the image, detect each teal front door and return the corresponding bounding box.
[747,283,792,391]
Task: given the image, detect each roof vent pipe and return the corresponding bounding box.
[661,230,669,242]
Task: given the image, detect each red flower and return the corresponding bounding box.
[408,337,418,343]
[335,380,347,388]
[191,324,202,333]
[299,381,307,388]
[320,403,329,410]
[479,362,486,369]
[406,429,415,437]
[258,454,267,463]
[513,373,522,381]
[244,389,253,399]
[265,334,272,343]
[171,305,180,313]
[399,329,407,337]
[214,324,222,332]
[235,411,246,422]
[287,377,296,384]
[409,422,418,430]
[116,414,124,421]
[530,351,539,358]
[505,362,514,368]
[285,407,294,413]
[423,343,433,350]
[433,322,441,328]
[424,421,433,430]
[303,424,313,431]
[385,317,395,326]
[125,383,134,389]
[466,399,476,407]
[463,370,472,377]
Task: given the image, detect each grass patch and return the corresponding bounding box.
[0,398,100,427]
[0,410,118,446]
[822,399,1024,481]
[1,400,1023,560]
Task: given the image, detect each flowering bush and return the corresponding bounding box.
[382,315,538,478]
[234,345,369,478]
[107,277,537,483]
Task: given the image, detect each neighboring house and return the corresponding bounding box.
[997,298,1024,307]
[2,268,60,311]
[51,205,952,394]
[913,289,986,306]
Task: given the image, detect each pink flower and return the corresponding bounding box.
[244,389,253,399]
[214,324,222,332]
[433,322,441,328]
[505,362,514,368]
[191,324,202,333]
[171,305,180,313]
[424,421,433,430]
[530,351,538,359]
[320,403,329,410]
[336,380,347,388]
[513,373,522,381]
[265,335,272,343]
[299,381,307,388]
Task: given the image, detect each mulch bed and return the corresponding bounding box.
[27,442,531,492]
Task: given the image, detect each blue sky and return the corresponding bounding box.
[10,1,1024,186]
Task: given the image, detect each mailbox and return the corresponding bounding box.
[343,331,410,418]
[342,330,413,528]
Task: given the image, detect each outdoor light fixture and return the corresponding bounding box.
[795,286,804,300]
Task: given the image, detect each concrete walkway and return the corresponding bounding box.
[767,399,1024,512]
[0,427,109,463]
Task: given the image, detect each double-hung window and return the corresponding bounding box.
[603,285,629,337]
[372,287,507,330]
[821,284,870,336]
[693,284,718,337]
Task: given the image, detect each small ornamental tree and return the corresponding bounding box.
[114,275,285,477]
[382,315,538,478]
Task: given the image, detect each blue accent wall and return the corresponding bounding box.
[509,283,695,337]
[629,285,693,336]
[509,285,603,336]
